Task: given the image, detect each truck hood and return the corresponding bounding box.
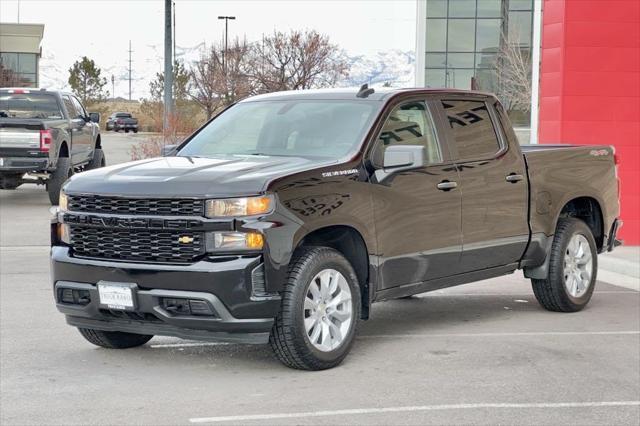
[64,155,330,197]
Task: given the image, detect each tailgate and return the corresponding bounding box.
[0,120,44,151]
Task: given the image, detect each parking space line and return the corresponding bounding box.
[189,401,640,423]
[359,330,640,339]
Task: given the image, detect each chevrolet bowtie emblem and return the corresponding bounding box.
[178,235,194,244]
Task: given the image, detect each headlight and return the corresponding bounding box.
[206,231,264,251]
[205,196,273,218]
[59,192,68,211]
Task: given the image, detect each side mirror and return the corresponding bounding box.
[162,144,178,156]
[89,112,100,123]
[383,145,426,170]
[375,145,426,182]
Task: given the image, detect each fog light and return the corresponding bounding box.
[205,231,264,252]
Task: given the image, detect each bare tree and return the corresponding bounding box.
[495,34,532,112]
[248,30,348,93]
[191,38,252,119]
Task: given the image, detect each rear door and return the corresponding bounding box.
[437,96,529,272]
[370,96,463,289]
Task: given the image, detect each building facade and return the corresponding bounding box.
[0,23,45,87]
[415,0,639,244]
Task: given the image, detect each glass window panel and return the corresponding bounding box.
[18,53,36,74]
[425,69,446,87]
[449,0,476,17]
[426,19,447,51]
[476,52,498,68]
[476,19,501,52]
[447,68,475,89]
[19,74,36,84]
[447,19,475,52]
[0,52,19,72]
[374,101,443,166]
[426,53,447,68]
[477,0,502,17]
[508,11,532,46]
[441,100,501,160]
[509,0,533,11]
[426,0,447,18]
[446,53,475,68]
[475,68,499,92]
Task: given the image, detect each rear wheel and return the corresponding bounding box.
[47,157,72,205]
[532,218,598,312]
[269,247,360,370]
[78,328,153,349]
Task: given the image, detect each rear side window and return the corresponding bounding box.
[0,92,63,120]
[441,100,501,161]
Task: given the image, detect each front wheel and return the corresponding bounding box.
[86,148,106,170]
[78,328,153,349]
[532,218,598,312]
[269,247,361,370]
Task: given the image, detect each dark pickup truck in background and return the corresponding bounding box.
[106,112,138,133]
[0,88,106,204]
[51,87,621,370]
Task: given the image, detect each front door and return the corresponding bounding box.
[370,98,463,289]
[68,96,93,163]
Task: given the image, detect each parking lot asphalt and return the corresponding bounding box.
[1,132,639,425]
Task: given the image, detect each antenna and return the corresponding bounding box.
[356,83,375,98]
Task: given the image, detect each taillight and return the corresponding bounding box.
[40,129,52,152]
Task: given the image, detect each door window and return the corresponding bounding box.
[441,100,501,161]
[71,96,87,119]
[372,101,442,166]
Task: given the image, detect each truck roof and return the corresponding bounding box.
[0,87,73,97]
[242,87,494,102]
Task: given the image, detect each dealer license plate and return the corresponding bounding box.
[98,282,135,310]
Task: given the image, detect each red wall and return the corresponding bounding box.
[539,0,640,244]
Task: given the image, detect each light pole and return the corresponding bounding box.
[217,16,235,74]
[111,75,115,100]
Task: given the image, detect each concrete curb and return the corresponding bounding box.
[598,247,639,279]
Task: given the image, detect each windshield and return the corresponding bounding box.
[179,100,379,159]
[0,92,63,119]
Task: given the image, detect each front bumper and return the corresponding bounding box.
[52,246,281,344]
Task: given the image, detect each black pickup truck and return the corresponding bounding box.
[106,112,138,133]
[0,88,105,204]
[51,87,622,370]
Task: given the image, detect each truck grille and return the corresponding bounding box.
[69,226,205,263]
[67,195,204,216]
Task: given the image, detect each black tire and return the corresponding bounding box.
[47,156,72,205]
[78,328,153,349]
[125,129,129,133]
[86,148,106,170]
[269,247,361,370]
[532,218,598,312]
[133,129,138,133]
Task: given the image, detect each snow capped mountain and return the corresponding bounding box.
[38,45,416,98]
[340,49,415,88]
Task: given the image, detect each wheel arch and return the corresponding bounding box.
[556,196,604,251]
[295,225,371,319]
[58,141,69,158]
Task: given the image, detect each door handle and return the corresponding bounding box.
[505,173,524,183]
[437,180,458,191]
